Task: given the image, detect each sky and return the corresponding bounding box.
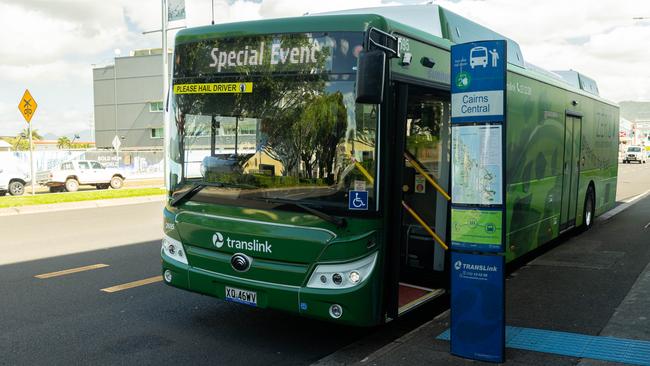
[1,0,649,138]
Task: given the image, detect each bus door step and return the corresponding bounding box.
[398,282,445,315]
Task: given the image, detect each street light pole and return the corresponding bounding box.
[113,48,121,160]
[162,0,169,191]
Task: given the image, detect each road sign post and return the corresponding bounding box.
[112,135,121,162]
[18,89,38,196]
[450,40,507,363]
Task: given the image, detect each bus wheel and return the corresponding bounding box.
[583,186,595,230]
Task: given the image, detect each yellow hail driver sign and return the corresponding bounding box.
[19,89,37,123]
[173,82,253,94]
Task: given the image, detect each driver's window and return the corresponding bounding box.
[78,162,90,169]
[91,162,104,169]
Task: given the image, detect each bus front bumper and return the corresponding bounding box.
[162,254,380,326]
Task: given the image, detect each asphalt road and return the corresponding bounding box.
[0,164,646,365]
[0,202,433,366]
[616,161,650,201]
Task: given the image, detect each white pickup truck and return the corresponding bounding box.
[0,166,29,196]
[37,160,125,192]
[623,146,647,164]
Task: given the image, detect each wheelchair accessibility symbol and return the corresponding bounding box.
[348,190,368,210]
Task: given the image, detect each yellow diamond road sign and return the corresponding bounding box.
[19,89,37,123]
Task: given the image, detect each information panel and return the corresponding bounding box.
[451,252,505,363]
[450,39,506,252]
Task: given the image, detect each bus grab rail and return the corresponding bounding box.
[403,152,451,201]
[401,201,448,250]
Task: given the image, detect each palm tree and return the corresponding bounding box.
[20,128,42,140]
[57,136,71,149]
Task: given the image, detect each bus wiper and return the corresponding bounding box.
[263,198,347,228]
[170,181,248,207]
[170,184,207,207]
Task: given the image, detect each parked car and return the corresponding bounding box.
[0,166,29,196]
[623,146,647,164]
[37,160,125,192]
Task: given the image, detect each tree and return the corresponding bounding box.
[57,136,71,149]
[21,128,42,141]
[7,136,29,151]
[310,92,348,182]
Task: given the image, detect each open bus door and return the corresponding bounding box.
[385,83,451,319]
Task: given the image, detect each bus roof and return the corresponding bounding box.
[174,14,390,44]
[174,4,612,104]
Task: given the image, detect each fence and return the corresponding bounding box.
[0,150,164,179]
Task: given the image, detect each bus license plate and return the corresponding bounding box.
[225,286,257,307]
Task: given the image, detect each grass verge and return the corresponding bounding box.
[0,188,166,208]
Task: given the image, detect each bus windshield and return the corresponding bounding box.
[168,32,378,213]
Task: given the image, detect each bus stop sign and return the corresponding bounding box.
[450,39,507,363]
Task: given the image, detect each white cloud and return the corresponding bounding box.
[1,0,650,137]
[436,0,650,101]
[0,1,128,66]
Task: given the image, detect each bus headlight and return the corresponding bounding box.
[306,252,377,289]
[162,234,188,265]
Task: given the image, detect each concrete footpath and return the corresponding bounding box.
[319,196,650,366]
[0,194,165,216]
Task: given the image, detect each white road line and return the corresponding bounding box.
[35,264,110,279]
[100,276,163,293]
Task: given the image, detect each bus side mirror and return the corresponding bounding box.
[355,50,386,104]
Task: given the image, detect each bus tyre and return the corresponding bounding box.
[583,187,595,231]
[8,181,25,196]
[110,176,123,189]
[65,178,79,192]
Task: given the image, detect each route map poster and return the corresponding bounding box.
[451,124,502,205]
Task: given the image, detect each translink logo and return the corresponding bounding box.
[212,232,224,248]
[212,232,272,253]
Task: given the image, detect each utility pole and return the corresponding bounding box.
[113,48,121,160]
[141,1,186,190]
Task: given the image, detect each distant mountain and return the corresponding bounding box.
[39,130,94,142]
[619,101,650,121]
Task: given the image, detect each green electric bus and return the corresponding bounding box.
[161,5,619,326]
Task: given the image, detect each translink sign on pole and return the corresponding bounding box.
[450,40,507,363]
